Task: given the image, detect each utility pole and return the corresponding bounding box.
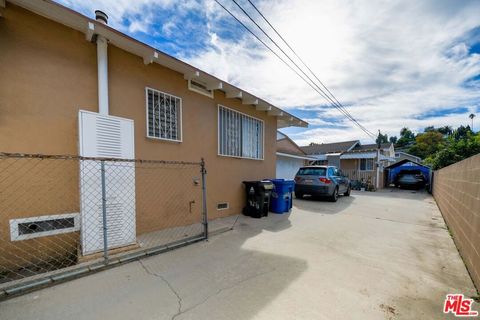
[376,130,381,190]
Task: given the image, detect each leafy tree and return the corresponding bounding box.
[425,130,480,169]
[389,136,398,144]
[424,126,436,132]
[376,131,389,145]
[396,127,415,148]
[389,124,479,168]
[408,131,445,159]
[437,126,453,136]
[453,125,472,140]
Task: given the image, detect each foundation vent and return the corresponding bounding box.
[217,202,229,210]
[10,213,80,241]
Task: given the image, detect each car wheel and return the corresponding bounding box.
[295,192,303,199]
[329,187,339,202]
[344,185,351,196]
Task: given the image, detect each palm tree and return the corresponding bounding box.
[469,113,476,131]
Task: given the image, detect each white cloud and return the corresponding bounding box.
[56,0,480,145]
[185,0,480,144]
[55,0,200,34]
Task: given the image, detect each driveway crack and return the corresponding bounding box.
[138,260,183,320]
[172,267,276,320]
[344,213,446,229]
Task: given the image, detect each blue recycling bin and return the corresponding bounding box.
[269,179,295,213]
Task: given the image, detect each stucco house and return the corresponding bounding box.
[276,132,315,179]
[0,0,307,272]
[301,140,395,188]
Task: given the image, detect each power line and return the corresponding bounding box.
[213,1,337,104]
[214,0,376,139]
[229,0,375,139]
[245,0,376,137]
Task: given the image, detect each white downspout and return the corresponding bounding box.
[94,10,109,115]
[96,35,109,115]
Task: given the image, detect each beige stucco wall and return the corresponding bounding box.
[433,154,480,289]
[0,4,277,267]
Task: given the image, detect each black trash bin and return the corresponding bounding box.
[242,180,274,218]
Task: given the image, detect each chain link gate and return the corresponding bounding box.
[0,153,208,298]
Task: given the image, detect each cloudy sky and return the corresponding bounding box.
[57,0,480,145]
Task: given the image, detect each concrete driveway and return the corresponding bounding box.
[0,189,477,319]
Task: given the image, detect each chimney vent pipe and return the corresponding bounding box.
[95,10,108,24]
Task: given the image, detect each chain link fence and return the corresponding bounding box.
[0,153,207,296]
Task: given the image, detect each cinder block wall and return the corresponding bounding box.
[433,154,480,290]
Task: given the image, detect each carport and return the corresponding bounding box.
[385,159,431,186]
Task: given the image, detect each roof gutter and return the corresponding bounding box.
[276,152,317,160]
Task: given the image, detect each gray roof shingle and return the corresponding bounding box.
[300,140,359,155]
[354,143,393,151]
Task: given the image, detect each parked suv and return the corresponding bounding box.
[395,170,426,189]
[294,166,351,202]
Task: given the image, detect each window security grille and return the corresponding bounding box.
[147,88,182,141]
[218,105,264,160]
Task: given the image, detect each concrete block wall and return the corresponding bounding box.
[433,153,480,290]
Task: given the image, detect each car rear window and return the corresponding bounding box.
[297,168,327,176]
[399,170,422,175]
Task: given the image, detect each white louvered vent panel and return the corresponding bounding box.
[78,110,136,255]
[96,117,122,157]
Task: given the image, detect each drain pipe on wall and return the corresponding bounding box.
[95,10,109,115]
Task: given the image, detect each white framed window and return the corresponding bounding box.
[10,213,80,241]
[218,105,264,160]
[359,158,374,171]
[188,79,214,98]
[146,87,182,142]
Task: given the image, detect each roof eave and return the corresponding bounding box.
[7,0,308,128]
[276,152,316,160]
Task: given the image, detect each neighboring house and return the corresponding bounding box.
[393,151,422,164]
[301,140,396,188]
[276,132,316,179]
[0,0,307,265]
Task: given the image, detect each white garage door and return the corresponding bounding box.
[276,155,304,180]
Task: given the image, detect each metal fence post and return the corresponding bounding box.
[100,160,108,262]
[200,158,208,240]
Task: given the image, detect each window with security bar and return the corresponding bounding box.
[218,105,264,160]
[146,87,182,141]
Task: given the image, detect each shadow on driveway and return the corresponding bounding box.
[0,213,307,320]
[293,194,356,214]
